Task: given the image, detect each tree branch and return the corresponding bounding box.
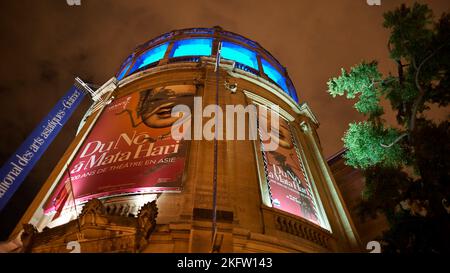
[409,44,448,133]
[380,133,408,148]
[397,59,404,86]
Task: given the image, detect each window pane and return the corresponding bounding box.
[261,58,288,92]
[117,62,131,80]
[129,42,169,73]
[221,41,258,70]
[286,77,299,102]
[170,38,213,57]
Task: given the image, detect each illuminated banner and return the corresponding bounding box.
[44,85,195,214]
[259,110,321,226]
[0,86,85,212]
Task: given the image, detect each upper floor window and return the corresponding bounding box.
[261,58,288,93]
[129,42,169,74]
[170,38,213,58]
[286,77,299,102]
[117,62,131,81]
[221,41,258,70]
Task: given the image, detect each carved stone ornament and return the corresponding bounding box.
[80,198,106,216]
[20,224,37,253]
[135,200,158,251]
[300,121,309,133]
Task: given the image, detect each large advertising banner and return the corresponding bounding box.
[44,85,195,214]
[259,110,321,226]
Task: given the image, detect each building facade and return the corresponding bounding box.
[328,149,389,248]
[6,27,360,253]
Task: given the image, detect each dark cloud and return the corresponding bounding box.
[0,84,10,95]
[0,0,448,238]
[38,60,59,83]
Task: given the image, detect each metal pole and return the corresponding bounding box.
[212,42,222,243]
[66,165,81,234]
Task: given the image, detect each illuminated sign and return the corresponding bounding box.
[0,86,85,212]
[44,85,195,214]
[258,109,322,227]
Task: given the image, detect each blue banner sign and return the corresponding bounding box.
[0,86,85,212]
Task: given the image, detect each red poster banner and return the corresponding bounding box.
[44,85,195,214]
[259,110,321,226]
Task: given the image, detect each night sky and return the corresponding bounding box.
[0,0,448,239]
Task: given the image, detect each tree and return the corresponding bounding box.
[327,3,450,253]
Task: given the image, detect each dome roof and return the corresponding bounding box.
[116,27,298,102]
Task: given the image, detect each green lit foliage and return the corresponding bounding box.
[343,122,405,169]
[328,62,383,116]
[328,3,450,253]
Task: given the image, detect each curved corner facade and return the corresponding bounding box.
[10,27,361,253]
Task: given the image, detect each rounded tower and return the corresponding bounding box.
[11,27,360,253]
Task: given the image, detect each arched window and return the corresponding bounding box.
[221,41,259,70]
[261,58,288,93]
[117,62,131,81]
[129,42,169,74]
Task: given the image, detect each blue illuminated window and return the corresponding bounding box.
[221,41,258,70]
[286,77,299,102]
[261,58,288,92]
[129,42,169,74]
[170,38,213,57]
[117,62,131,81]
